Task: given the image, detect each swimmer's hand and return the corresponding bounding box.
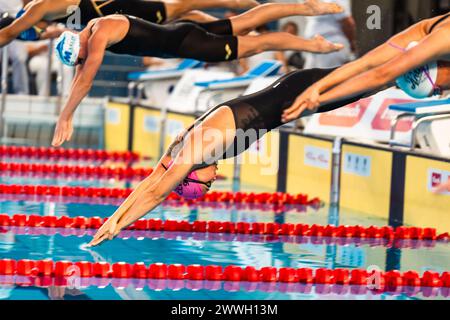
[52,115,74,147]
[88,217,121,247]
[282,85,321,123]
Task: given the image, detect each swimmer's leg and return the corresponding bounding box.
[164,0,260,21]
[175,10,219,23]
[229,1,343,35]
[237,33,344,58]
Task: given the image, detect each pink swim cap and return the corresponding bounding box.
[167,161,207,200]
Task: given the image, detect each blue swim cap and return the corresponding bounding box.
[55,31,81,67]
[16,8,41,41]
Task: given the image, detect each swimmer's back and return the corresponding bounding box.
[107,15,176,57]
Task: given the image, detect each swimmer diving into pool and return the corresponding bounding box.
[0,0,262,45]
[50,2,345,147]
[87,15,450,246]
[86,67,367,247]
[282,12,450,123]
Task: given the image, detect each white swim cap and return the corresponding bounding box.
[55,31,81,67]
[396,41,439,99]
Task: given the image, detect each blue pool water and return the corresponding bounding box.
[0,173,449,300]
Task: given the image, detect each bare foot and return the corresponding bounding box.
[304,0,344,15]
[311,35,344,53]
[233,0,260,9]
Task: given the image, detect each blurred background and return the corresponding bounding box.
[1,0,449,98]
[0,0,449,301]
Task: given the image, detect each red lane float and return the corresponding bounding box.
[2,224,443,249]
[1,275,448,297]
[0,184,321,207]
[0,146,140,163]
[0,162,227,182]
[1,213,448,242]
[0,162,153,180]
[0,193,318,213]
[1,258,449,290]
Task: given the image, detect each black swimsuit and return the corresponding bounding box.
[54,0,167,26]
[429,12,450,33]
[182,68,367,160]
[107,15,238,62]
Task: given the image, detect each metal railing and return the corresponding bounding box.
[1,46,8,140]
[45,39,54,98]
[330,137,343,206]
[390,110,450,151]
[128,81,168,160]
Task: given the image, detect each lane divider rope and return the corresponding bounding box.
[0,184,322,206]
[2,274,448,298]
[0,145,141,163]
[2,225,445,249]
[1,161,153,180]
[0,161,227,182]
[0,259,448,290]
[0,193,315,212]
[1,214,449,242]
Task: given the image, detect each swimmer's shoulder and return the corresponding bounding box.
[88,16,131,47]
[89,15,129,30]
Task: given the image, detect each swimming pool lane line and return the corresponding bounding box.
[0,145,141,163]
[0,259,448,291]
[1,274,447,299]
[0,161,153,181]
[0,184,322,211]
[1,225,445,250]
[0,194,317,214]
[2,213,448,242]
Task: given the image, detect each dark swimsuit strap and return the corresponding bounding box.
[429,13,450,33]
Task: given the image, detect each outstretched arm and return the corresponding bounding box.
[88,135,200,247]
[318,26,450,106]
[0,1,48,47]
[281,18,429,122]
[89,107,234,246]
[51,31,107,147]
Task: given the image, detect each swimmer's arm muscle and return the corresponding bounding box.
[89,136,191,246]
[312,20,427,93]
[113,163,194,233]
[99,149,179,225]
[0,1,49,47]
[112,133,200,233]
[59,34,107,119]
[52,32,108,147]
[319,28,450,105]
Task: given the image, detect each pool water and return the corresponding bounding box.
[0,173,449,300]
